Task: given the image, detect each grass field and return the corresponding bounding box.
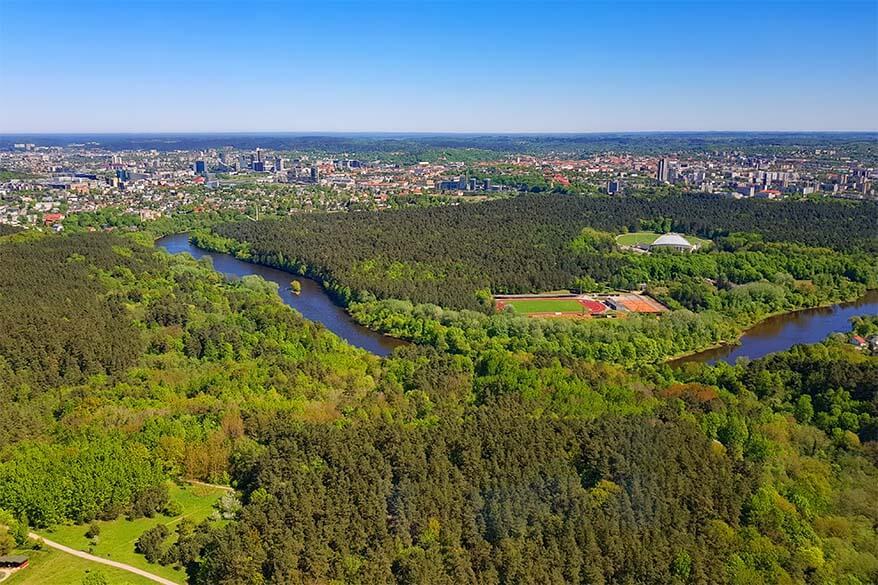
[28,482,227,585]
[504,298,586,314]
[615,231,711,248]
[6,547,155,585]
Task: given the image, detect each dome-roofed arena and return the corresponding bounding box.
[648,233,697,252]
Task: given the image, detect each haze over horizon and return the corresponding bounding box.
[1,0,876,134]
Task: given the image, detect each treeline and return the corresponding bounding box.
[202,194,876,364]
[0,224,21,237]
[211,194,878,310]
[175,338,878,584]
[61,206,247,238]
[1,230,878,584]
[0,232,380,528]
[7,132,876,159]
[0,232,155,388]
[737,342,878,442]
[190,404,751,584]
[0,436,166,526]
[349,298,741,366]
[852,315,878,338]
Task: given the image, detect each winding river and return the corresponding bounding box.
[156,233,404,356]
[158,233,877,365]
[671,290,878,366]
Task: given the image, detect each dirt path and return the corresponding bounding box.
[185,479,234,492]
[28,533,180,585]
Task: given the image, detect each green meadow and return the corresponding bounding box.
[28,482,227,584]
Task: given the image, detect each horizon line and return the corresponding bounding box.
[2,129,877,136]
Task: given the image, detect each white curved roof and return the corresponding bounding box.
[651,233,693,248]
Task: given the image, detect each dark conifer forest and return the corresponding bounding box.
[1,196,878,584]
[210,194,878,309]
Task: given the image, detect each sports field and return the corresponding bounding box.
[615,231,711,248]
[502,298,588,314]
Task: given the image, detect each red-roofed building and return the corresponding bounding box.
[43,213,64,225]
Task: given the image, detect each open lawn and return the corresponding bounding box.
[34,482,227,584]
[615,231,711,248]
[504,298,586,314]
[6,547,155,585]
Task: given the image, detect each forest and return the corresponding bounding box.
[199,194,877,364]
[209,194,877,309]
[0,224,21,236]
[4,132,877,161]
[0,226,876,584]
[0,231,381,531]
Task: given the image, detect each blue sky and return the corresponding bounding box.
[0,0,876,132]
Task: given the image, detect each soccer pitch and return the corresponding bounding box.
[504,298,586,314]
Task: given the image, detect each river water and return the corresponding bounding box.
[157,233,877,365]
[671,289,878,366]
[156,233,404,356]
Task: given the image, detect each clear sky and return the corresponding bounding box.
[0,0,876,133]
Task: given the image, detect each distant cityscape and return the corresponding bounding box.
[0,135,875,231]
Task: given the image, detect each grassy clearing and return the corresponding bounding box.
[615,231,711,248]
[5,547,155,585]
[615,232,662,246]
[505,299,585,314]
[35,482,227,584]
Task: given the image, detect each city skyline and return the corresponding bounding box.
[1,0,876,133]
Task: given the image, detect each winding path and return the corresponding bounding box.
[185,479,234,492]
[28,532,180,585]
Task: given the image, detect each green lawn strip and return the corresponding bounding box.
[505,299,586,314]
[36,483,226,583]
[615,232,660,246]
[615,231,712,248]
[6,546,155,585]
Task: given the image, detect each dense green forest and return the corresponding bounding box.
[209,194,877,310]
[0,232,380,529]
[1,229,877,584]
[197,194,877,364]
[0,224,22,236]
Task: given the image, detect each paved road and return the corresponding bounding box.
[28,533,180,585]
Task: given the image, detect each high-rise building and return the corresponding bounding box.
[194,160,207,175]
[310,166,319,183]
[255,148,262,163]
[253,161,265,172]
[657,158,670,183]
[238,155,249,171]
[274,157,284,172]
[483,178,492,191]
[607,180,622,195]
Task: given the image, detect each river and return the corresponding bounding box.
[671,289,878,366]
[157,233,877,365]
[155,233,404,356]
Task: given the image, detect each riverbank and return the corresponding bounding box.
[156,233,405,356]
[160,232,878,367]
[668,289,878,366]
